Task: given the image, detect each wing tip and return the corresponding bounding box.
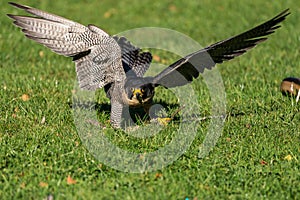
[273,8,290,23]
[6,13,15,19]
[8,2,30,10]
[279,8,290,17]
[7,2,31,21]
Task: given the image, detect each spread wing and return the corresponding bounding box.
[7,2,123,90]
[153,9,290,88]
[113,36,152,78]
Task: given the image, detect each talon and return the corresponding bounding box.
[157,117,172,126]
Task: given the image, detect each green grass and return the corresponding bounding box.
[1,0,300,199]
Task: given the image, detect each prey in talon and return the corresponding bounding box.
[280,77,300,102]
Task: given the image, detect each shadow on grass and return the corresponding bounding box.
[70,100,182,126]
[70,99,255,130]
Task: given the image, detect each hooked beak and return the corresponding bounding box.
[133,89,143,103]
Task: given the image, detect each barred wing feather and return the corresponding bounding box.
[7,2,124,90]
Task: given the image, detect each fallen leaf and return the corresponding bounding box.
[245,123,251,129]
[20,182,26,189]
[67,175,77,185]
[14,107,19,112]
[104,9,116,18]
[260,160,268,165]
[155,173,163,179]
[168,4,177,12]
[39,181,48,187]
[39,51,44,58]
[152,54,161,62]
[104,11,111,18]
[284,154,292,161]
[21,94,30,101]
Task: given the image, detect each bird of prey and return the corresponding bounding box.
[280,77,300,102]
[7,2,289,128]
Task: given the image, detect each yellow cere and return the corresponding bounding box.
[133,89,142,96]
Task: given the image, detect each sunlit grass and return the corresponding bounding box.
[0,0,299,199]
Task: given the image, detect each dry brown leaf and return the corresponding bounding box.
[20,182,26,189]
[67,175,77,185]
[153,54,161,62]
[104,9,116,18]
[104,12,111,18]
[155,173,163,179]
[260,160,268,165]
[245,124,251,129]
[14,107,19,113]
[168,4,177,12]
[21,94,30,101]
[39,181,48,187]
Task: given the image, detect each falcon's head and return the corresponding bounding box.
[124,77,155,106]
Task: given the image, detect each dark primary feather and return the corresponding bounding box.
[113,36,152,78]
[153,9,290,88]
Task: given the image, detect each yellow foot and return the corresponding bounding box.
[158,117,172,126]
[150,106,184,126]
[151,117,172,126]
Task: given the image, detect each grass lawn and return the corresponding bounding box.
[1,0,299,199]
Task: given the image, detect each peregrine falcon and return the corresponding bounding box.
[7,2,289,128]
